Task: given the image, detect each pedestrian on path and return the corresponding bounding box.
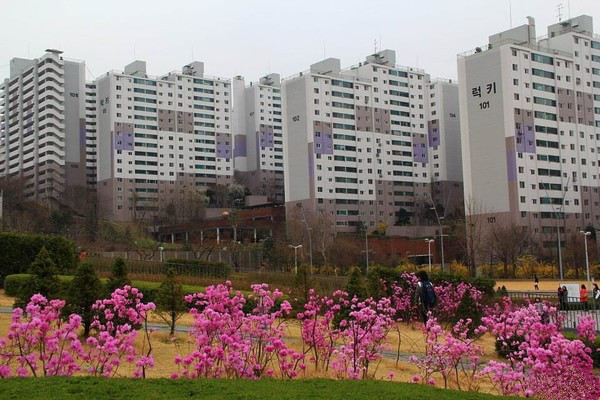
[580,284,588,310]
[534,275,539,291]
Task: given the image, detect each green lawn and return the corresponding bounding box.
[0,378,516,400]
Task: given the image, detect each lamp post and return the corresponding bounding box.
[289,244,303,274]
[361,223,370,275]
[159,246,164,262]
[425,238,434,272]
[222,210,237,243]
[543,178,569,280]
[296,203,313,276]
[580,230,591,286]
[430,205,446,272]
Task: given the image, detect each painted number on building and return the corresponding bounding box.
[69,92,79,98]
[292,115,300,122]
[487,216,496,223]
[449,113,456,118]
[479,101,490,110]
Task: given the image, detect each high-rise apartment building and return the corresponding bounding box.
[459,15,600,249]
[95,60,234,221]
[283,50,462,234]
[232,73,285,202]
[0,50,88,205]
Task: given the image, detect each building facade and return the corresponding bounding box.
[283,50,462,234]
[0,50,88,206]
[459,15,600,250]
[95,60,235,221]
[232,73,285,202]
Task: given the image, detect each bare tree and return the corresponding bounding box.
[486,223,533,278]
[456,197,487,277]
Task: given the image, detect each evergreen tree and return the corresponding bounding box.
[106,257,131,293]
[155,268,187,335]
[16,246,61,308]
[66,262,102,337]
[345,266,367,300]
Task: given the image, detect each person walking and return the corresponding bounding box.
[593,283,599,309]
[534,275,539,291]
[580,284,588,311]
[557,285,566,310]
[414,271,437,324]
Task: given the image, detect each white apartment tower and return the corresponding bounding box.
[0,50,88,205]
[232,73,285,202]
[95,60,234,221]
[283,50,462,234]
[459,15,600,249]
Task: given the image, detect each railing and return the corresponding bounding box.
[506,291,600,332]
[458,38,573,58]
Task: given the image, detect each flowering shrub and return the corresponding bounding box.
[0,294,83,377]
[410,318,484,391]
[479,298,597,398]
[174,282,304,379]
[330,296,395,379]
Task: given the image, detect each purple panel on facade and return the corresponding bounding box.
[506,151,517,181]
[216,133,232,160]
[427,120,440,147]
[308,144,315,177]
[412,143,428,163]
[114,132,134,151]
[233,134,246,157]
[514,108,535,154]
[313,121,333,155]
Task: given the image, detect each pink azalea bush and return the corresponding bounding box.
[410,317,484,391]
[479,298,599,398]
[0,278,597,398]
[173,281,304,379]
[83,285,156,378]
[0,294,83,377]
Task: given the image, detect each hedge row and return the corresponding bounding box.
[0,232,77,285]
[165,258,231,278]
[4,274,205,304]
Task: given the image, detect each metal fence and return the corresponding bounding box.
[87,256,348,291]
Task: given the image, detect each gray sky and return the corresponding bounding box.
[1,0,599,83]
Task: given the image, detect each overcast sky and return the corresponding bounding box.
[1,0,599,83]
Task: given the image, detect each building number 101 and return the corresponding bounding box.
[479,101,490,110]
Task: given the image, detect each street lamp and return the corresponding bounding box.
[289,244,303,274]
[580,230,592,286]
[296,203,313,276]
[222,210,237,243]
[159,246,164,262]
[425,238,434,272]
[430,205,446,272]
[543,178,569,280]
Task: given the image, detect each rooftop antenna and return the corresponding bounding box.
[322,39,326,59]
[379,33,382,51]
[373,38,378,54]
[556,3,563,22]
[509,0,513,28]
[567,0,571,20]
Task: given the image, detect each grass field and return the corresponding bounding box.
[0,378,519,400]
